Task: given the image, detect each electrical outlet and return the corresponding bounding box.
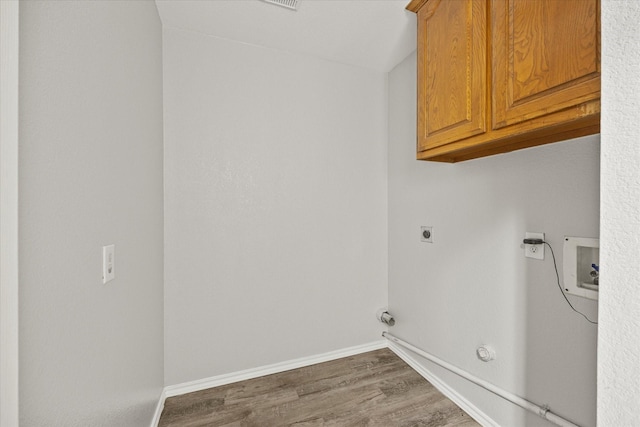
[524,232,544,260]
[421,226,433,243]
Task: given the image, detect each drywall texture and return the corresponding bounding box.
[19,2,164,426]
[1,2,20,425]
[388,52,599,427]
[599,1,640,425]
[163,28,388,386]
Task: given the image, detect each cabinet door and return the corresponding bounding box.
[492,0,600,129]
[416,0,487,151]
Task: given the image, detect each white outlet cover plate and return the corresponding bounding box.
[421,226,433,243]
[524,232,544,260]
[102,244,115,284]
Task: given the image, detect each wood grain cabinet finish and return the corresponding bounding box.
[415,0,487,152]
[407,0,600,162]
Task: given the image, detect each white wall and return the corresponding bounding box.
[163,28,388,385]
[18,2,164,426]
[599,1,640,425]
[0,2,20,426]
[388,52,599,427]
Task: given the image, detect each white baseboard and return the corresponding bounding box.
[151,341,386,425]
[150,388,166,427]
[163,340,387,400]
[387,342,499,427]
[151,339,496,427]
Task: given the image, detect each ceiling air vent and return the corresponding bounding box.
[261,0,298,11]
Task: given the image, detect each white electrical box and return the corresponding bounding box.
[563,236,599,300]
[524,232,545,260]
[102,244,115,284]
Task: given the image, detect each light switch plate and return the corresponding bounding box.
[524,232,544,260]
[102,245,115,284]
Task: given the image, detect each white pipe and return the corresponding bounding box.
[383,332,580,427]
[376,308,395,326]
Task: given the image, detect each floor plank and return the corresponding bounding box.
[159,348,479,427]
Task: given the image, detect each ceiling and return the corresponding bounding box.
[154,0,417,72]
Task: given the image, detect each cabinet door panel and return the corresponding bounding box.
[492,0,600,129]
[417,0,486,151]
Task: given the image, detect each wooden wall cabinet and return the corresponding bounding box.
[406,0,600,162]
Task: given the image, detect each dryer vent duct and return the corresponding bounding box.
[261,0,299,11]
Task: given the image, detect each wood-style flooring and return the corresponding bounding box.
[159,348,479,427]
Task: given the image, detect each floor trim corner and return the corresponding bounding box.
[150,388,167,427]
[387,341,499,427]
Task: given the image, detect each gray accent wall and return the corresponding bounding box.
[388,51,599,427]
[18,2,164,425]
[162,27,388,386]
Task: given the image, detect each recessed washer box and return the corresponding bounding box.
[563,236,599,300]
